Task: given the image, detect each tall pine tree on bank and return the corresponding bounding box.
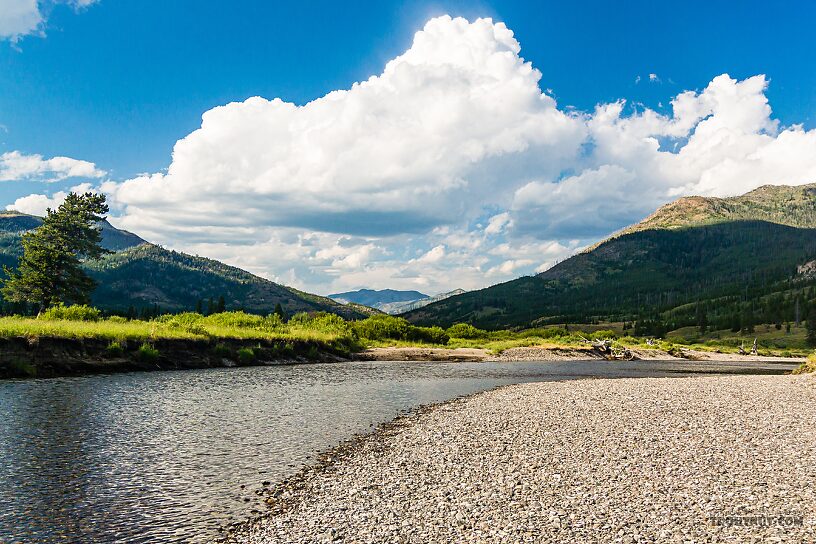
[1,192,110,310]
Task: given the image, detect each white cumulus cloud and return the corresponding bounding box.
[0,150,106,182]
[10,17,816,296]
[7,182,95,215]
[108,15,585,240]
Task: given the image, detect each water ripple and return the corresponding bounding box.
[0,359,793,543]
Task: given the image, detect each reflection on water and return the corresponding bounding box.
[0,359,794,543]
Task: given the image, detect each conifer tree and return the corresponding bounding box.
[807,302,816,347]
[1,192,109,310]
[274,302,285,321]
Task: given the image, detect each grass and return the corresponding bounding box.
[137,342,160,362]
[793,352,816,374]
[360,321,812,358]
[0,307,809,360]
[0,310,359,347]
[666,323,811,357]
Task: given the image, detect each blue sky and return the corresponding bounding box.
[3,1,815,188]
[1,1,816,294]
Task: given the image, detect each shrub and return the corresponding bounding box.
[40,304,101,322]
[793,352,816,374]
[287,312,312,325]
[137,342,160,362]
[297,313,351,336]
[106,341,124,357]
[406,325,449,345]
[352,315,449,345]
[351,315,410,341]
[203,311,266,329]
[515,327,569,340]
[107,316,128,324]
[446,323,487,339]
[156,312,203,327]
[263,313,284,329]
[589,329,618,340]
[213,343,231,357]
[237,347,255,363]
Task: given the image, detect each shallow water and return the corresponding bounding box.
[0,359,795,543]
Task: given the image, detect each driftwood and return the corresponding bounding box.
[610,347,635,361]
[739,339,759,356]
[579,336,634,360]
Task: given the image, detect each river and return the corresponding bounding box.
[0,359,796,543]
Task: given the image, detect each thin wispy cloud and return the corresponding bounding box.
[0,0,99,43]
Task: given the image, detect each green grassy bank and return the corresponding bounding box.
[0,306,813,378]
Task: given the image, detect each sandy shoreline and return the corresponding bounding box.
[355,345,807,364]
[224,374,816,543]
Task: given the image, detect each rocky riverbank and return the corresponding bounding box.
[225,374,816,543]
[355,345,806,364]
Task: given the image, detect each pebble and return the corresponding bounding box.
[224,375,816,543]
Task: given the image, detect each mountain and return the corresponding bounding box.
[0,211,365,319]
[406,184,816,331]
[328,289,429,309]
[381,289,467,315]
[0,211,146,257]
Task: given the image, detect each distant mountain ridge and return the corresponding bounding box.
[328,289,429,309]
[328,288,468,315]
[406,183,816,331]
[382,289,467,314]
[0,211,365,318]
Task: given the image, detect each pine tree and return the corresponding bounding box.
[206,297,214,315]
[195,299,203,314]
[274,302,285,321]
[1,192,109,309]
[730,313,741,333]
[216,296,225,313]
[795,296,801,326]
[808,302,816,347]
[695,303,708,334]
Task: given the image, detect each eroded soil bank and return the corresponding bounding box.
[2,341,805,380]
[0,336,349,379]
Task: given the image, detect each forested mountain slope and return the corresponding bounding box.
[0,212,364,318]
[406,184,816,331]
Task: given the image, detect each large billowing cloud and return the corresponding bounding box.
[511,74,816,239]
[109,16,585,241]
[10,16,816,295]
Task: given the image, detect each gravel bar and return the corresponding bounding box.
[226,375,816,543]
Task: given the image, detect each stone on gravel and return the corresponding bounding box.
[225,375,816,543]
